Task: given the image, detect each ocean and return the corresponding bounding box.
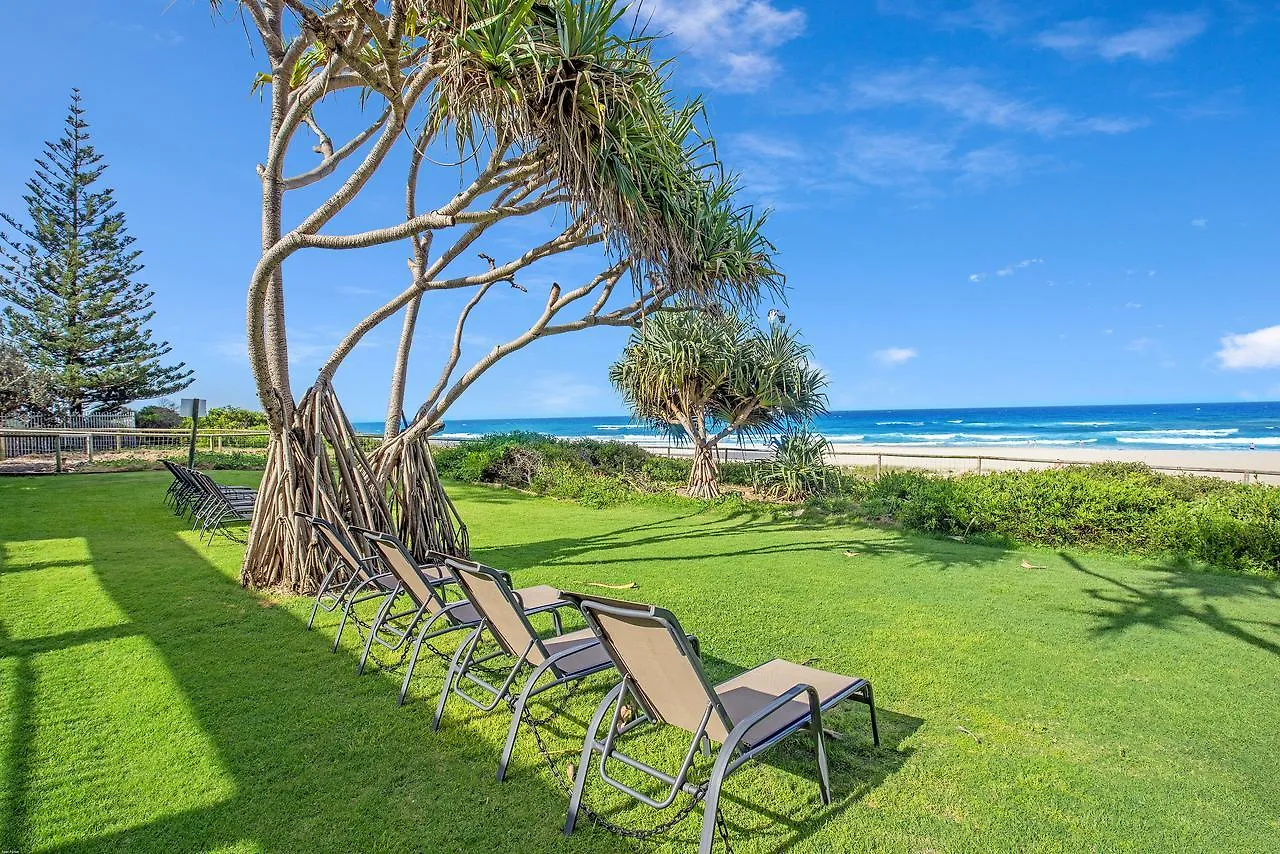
[354,401,1280,451]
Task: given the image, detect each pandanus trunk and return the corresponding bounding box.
[687,443,721,500]
[239,381,467,594]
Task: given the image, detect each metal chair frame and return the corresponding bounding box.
[563,597,879,854]
[432,558,611,781]
[294,513,397,644]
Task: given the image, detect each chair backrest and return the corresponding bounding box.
[162,459,181,479]
[568,593,734,741]
[189,469,225,501]
[296,513,369,580]
[356,529,447,613]
[445,558,549,664]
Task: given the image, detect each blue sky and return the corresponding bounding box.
[1,1,1277,420]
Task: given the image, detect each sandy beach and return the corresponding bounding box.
[825,443,1280,484]
[642,441,1280,485]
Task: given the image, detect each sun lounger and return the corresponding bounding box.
[562,593,879,854]
[354,530,568,707]
[435,558,617,781]
[295,513,399,646]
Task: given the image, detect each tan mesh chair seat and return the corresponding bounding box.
[715,660,859,748]
[564,593,880,854]
[541,629,614,675]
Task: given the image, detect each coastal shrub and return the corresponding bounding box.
[641,456,691,483]
[569,438,650,473]
[187,406,269,430]
[755,431,837,501]
[530,461,635,508]
[859,471,969,534]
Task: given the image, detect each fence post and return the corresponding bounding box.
[115,432,121,451]
[55,438,63,474]
[0,434,6,462]
[876,454,882,478]
[976,456,983,475]
[85,433,93,463]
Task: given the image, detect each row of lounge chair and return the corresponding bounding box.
[162,461,256,543]
[297,512,881,853]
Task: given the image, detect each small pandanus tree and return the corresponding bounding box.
[213,0,782,591]
[610,312,826,499]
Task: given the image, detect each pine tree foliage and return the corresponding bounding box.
[0,90,193,415]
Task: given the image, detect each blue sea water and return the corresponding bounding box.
[354,401,1280,451]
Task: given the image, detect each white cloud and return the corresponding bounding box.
[637,0,805,92]
[1125,301,1143,309]
[996,258,1043,276]
[875,0,1025,34]
[970,258,1043,281]
[873,347,919,366]
[1217,325,1280,370]
[1191,217,1208,228]
[849,64,1145,137]
[1037,13,1208,62]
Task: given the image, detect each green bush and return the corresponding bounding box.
[810,464,1279,575]
[755,431,837,501]
[641,456,691,483]
[530,460,635,508]
[189,406,269,431]
[135,405,182,428]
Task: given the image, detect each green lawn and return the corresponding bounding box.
[2,472,1278,852]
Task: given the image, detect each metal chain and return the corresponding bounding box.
[520,686,724,846]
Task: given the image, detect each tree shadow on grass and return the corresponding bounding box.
[504,651,919,854]
[1062,552,1280,657]
[479,507,1006,579]
[1,512,631,853]
[2,490,915,854]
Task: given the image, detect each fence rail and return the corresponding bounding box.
[4,428,1277,484]
[0,427,388,473]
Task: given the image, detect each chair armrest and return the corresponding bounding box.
[725,682,821,746]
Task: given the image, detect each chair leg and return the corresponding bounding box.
[865,683,880,747]
[399,613,452,706]
[434,625,482,732]
[357,591,397,676]
[498,658,555,782]
[565,681,625,836]
[812,710,832,805]
[307,566,340,630]
[699,735,739,854]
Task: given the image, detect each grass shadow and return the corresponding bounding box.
[1063,552,1280,657]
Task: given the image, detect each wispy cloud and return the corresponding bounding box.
[1036,13,1208,62]
[875,0,1026,34]
[873,347,919,367]
[837,132,1042,196]
[1218,325,1280,369]
[849,64,1145,137]
[113,21,184,46]
[636,0,805,92]
[969,258,1043,282]
[1191,217,1208,228]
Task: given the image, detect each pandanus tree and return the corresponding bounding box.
[213,0,782,591]
[610,311,826,499]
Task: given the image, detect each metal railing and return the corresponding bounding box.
[0,427,388,473]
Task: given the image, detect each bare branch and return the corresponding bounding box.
[282,105,392,190]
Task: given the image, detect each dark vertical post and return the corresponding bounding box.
[188,409,200,468]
